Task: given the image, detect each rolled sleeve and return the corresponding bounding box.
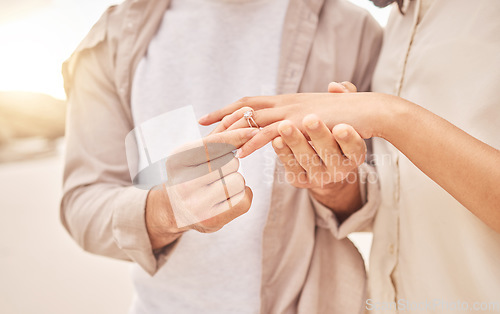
[60,19,177,276]
[111,187,175,275]
[311,163,380,239]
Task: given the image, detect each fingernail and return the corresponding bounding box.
[281,126,292,136]
[306,120,319,130]
[235,148,244,158]
[337,130,349,139]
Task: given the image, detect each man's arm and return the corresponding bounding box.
[308,169,362,224]
[61,40,169,275]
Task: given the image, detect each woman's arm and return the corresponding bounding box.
[200,92,500,232]
[380,95,500,232]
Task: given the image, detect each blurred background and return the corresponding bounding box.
[0,1,389,313]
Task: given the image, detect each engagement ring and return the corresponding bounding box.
[244,110,259,128]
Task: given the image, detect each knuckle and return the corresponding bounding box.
[301,157,313,168]
[238,96,252,103]
[232,172,245,189]
[300,155,320,169]
[221,115,231,127]
[228,157,240,172]
[284,156,298,168]
[237,131,247,144]
[260,127,274,138]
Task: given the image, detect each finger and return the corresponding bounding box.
[272,136,307,178]
[205,172,246,206]
[328,81,349,93]
[236,122,281,158]
[302,114,343,165]
[278,120,323,175]
[169,157,240,194]
[212,106,254,134]
[198,96,277,126]
[168,127,258,166]
[332,124,367,167]
[171,171,246,226]
[327,81,357,93]
[340,81,357,93]
[199,128,259,163]
[200,186,253,232]
[166,128,259,172]
[225,107,281,132]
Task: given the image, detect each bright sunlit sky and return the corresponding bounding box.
[0,0,390,100]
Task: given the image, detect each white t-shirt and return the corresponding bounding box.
[130,0,289,313]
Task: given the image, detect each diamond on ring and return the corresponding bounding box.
[244,110,259,128]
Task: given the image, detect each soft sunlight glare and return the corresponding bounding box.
[0,0,390,100]
[0,15,66,99]
[349,0,392,26]
[0,0,119,100]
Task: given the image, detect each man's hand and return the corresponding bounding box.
[271,82,365,220]
[272,117,366,188]
[145,128,257,250]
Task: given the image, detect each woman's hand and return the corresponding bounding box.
[199,81,358,128]
[200,83,386,158]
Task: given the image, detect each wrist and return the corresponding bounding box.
[370,93,410,140]
[309,169,362,218]
[145,188,184,250]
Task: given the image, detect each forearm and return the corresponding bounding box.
[61,184,150,260]
[309,170,363,223]
[377,94,500,232]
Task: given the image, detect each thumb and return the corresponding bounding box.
[328,81,357,93]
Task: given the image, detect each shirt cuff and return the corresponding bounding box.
[111,186,179,276]
[311,163,380,239]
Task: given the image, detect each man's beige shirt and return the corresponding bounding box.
[61,0,382,313]
[370,0,500,313]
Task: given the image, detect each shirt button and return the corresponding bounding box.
[127,22,134,29]
[389,244,395,254]
[119,87,126,94]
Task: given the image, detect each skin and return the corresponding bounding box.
[272,117,365,222]
[206,82,369,221]
[199,83,500,233]
[146,128,256,250]
[270,82,366,221]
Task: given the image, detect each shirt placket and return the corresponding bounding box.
[388,0,423,308]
